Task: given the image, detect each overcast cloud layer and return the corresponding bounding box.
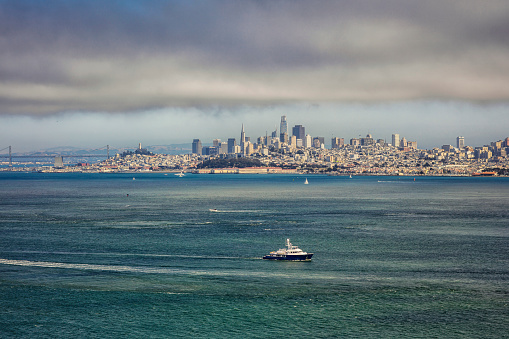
[1,0,509,115]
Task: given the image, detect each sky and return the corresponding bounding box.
[1,0,508,152]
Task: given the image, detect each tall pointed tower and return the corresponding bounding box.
[240,124,246,154]
[240,124,246,147]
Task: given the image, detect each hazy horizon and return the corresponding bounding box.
[1,101,508,153]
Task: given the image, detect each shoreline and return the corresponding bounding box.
[0,168,506,178]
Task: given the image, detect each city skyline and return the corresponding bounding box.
[1,1,509,152]
[190,120,507,157]
[1,102,508,153]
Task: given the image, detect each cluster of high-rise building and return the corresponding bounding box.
[192,115,325,157]
[191,116,419,157]
[185,116,509,175]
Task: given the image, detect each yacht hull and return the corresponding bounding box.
[262,253,313,261]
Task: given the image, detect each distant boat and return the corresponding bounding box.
[209,208,218,212]
[304,178,309,184]
[263,239,313,261]
[349,174,352,178]
[132,177,135,180]
[175,172,185,177]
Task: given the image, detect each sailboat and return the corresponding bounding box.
[304,178,309,184]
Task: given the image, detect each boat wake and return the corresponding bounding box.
[0,258,175,274]
[0,258,318,279]
[209,209,267,213]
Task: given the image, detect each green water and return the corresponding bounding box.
[0,173,508,338]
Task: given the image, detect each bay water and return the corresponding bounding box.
[1,173,508,338]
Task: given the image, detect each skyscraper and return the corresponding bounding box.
[331,137,344,149]
[290,135,297,148]
[313,137,325,148]
[280,116,288,143]
[400,137,407,148]
[192,139,202,155]
[304,134,312,148]
[228,138,236,154]
[240,124,246,147]
[457,136,465,149]
[292,125,305,140]
[54,156,64,168]
[240,124,247,155]
[392,134,400,148]
[271,126,278,139]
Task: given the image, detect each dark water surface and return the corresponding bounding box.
[1,173,508,338]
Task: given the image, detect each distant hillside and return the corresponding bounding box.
[19,144,193,156]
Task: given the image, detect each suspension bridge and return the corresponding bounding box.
[0,145,112,167]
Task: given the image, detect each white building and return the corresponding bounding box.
[304,134,312,148]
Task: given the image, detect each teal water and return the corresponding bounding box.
[0,173,508,338]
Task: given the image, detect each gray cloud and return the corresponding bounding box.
[1,0,509,115]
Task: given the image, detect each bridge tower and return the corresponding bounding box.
[107,145,110,159]
[9,146,12,167]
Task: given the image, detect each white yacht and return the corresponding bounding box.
[263,239,313,261]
